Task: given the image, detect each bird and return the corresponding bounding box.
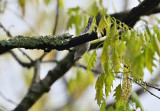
[74,17,93,61]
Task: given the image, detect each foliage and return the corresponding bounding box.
[86,4,159,110]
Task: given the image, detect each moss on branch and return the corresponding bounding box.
[0,33,72,54]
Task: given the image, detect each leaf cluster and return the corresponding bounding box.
[87,9,160,110]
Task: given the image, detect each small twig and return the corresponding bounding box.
[143,82,160,91]
[0,23,12,37]
[0,90,17,105]
[10,51,33,68]
[128,77,160,99]
[38,52,48,61]
[18,49,33,62]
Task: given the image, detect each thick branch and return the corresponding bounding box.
[121,0,160,27]
[13,52,74,111]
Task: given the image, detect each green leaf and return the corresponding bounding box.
[87,50,97,73]
[89,17,97,34]
[104,72,115,97]
[100,35,111,69]
[152,35,160,56]
[125,31,141,60]
[117,42,126,61]
[106,16,111,36]
[131,53,144,81]
[88,1,99,16]
[131,92,144,111]
[108,106,115,111]
[95,72,105,105]
[100,101,106,111]
[111,48,122,73]
[104,53,111,74]
[58,0,64,8]
[114,84,122,101]
[18,0,25,16]
[68,7,80,15]
[98,15,107,35]
[144,46,155,73]
[66,14,82,35]
[154,26,160,42]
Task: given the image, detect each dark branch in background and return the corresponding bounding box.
[10,51,33,68]
[11,0,160,110]
[18,49,33,62]
[121,0,160,27]
[14,52,75,111]
[0,23,12,37]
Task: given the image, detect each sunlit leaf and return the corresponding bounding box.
[111,48,122,74]
[131,53,144,80]
[95,72,105,105]
[66,14,82,35]
[152,35,160,56]
[68,7,80,15]
[117,42,126,61]
[104,72,115,97]
[125,31,141,61]
[89,17,97,34]
[144,46,155,73]
[88,1,99,16]
[100,101,106,111]
[106,16,111,36]
[108,106,114,111]
[154,26,160,41]
[98,15,107,35]
[87,50,97,72]
[100,35,111,69]
[114,84,122,101]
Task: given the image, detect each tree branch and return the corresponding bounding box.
[1,5,160,55]
[13,52,74,111]
[121,0,160,27]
